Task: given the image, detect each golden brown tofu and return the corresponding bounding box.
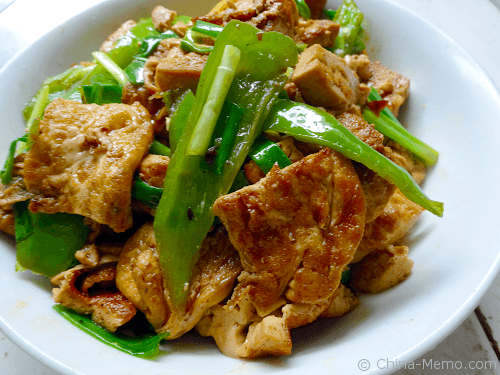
[52,259,136,332]
[23,99,153,233]
[115,222,242,338]
[320,284,360,318]
[138,154,170,189]
[352,189,424,263]
[292,44,360,111]
[214,148,365,312]
[368,61,410,117]
[197,0,299,38]
[197,285,293,358]
[295,19,340,49]
[154,46,208,93]
[116,222,169,329]
[0,207,15,236]
[152,6,177,32]
[345,53,372,82]
[336,113,396,222]
[352,245,414,294]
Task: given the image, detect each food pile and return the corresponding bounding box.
[0,0,442,358]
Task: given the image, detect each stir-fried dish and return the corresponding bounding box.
[0,0,443,358]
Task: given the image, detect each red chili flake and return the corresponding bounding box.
[256,32,263,41]
[367,100,389,117]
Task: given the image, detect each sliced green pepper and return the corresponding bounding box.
[294,0,311,19]
[168,90,196,154]
[53,305,168,358]
[14,201,90,277]
[263,99,444,217]
[191,20,223,38]
[154,20,298,309]
[82,83,123,105]
[22,65,94,121]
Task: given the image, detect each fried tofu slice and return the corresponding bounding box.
[292,44,360,111]
[115,222,242,338]
[352,189,424,263]
[367,61,410,117]
[352,245,414,293]
[152,5,177,32]
[52,257,137,332]
[214,148,365,312]
[23,99,153,232]
[153,45,208,93]
[295,19,340,49]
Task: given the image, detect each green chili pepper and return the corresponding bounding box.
[154,20,298,309]
[332,0,365,57]
[81,18,160,87]
[180,39,213,54]
[294,0,311,19]
[14,201,90,277]
[131,176,163,209]
[53,305,168,358]
[22,66,93,121]
[168,90,196,154]
[82,83,123,105]
[124,57,148,85]
[324,9,336,19]
[249,135,292,174]
[191,20,223,38]
[263,99,444,217]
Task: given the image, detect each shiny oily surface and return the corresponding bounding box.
[1,0,500,374]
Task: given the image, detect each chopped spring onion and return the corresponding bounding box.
[186,44,241,156]
[92,51,130,87]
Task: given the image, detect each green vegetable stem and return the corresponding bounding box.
[187,44,241,156]
[263,99,444,217]
[149,140,172,157]
[362,87,439,166]
[202,101,245,175]
[154,20,298,310]
[249,135,292,174]
[82,83,123,105]
[131,176,164,209]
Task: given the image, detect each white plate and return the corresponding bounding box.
[1,0,500,374]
